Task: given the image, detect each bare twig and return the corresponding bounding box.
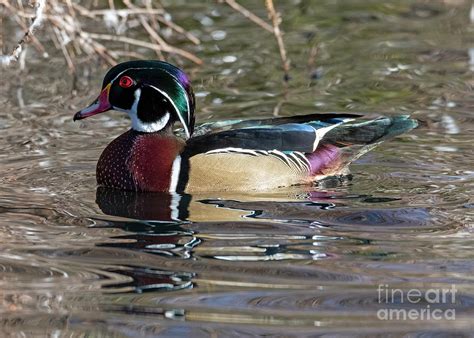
[86,32,202,64]
[47,14,117,65]
[122,0,201,63]
[307,43,324,81]
[64,0,77,21]
[265,0,290,81]
[13,15,47,56]
[72,5,165,18]
[272,100,284,117]
[1,0,46,66]
[156,15,201,45]
[144,0,159,32]
[122,0,165,59]
[220,0,290,82]
[220,0,273,33]
[139,16,166,60]
[52,25,75,73]
[2,0,202,69]
[123,0,200,50]
[113,50,147,59]
[308,44,318,69]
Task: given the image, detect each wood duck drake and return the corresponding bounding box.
[74,60,417,193]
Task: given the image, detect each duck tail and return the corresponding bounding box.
[310,115,418,177]
[324,115,418,147]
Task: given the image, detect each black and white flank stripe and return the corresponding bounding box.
[205,147,312,173]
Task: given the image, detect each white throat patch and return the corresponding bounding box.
[114,88,171,133]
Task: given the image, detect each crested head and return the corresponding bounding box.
[74,60,195,138]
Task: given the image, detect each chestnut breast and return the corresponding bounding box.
[97,130,185,192]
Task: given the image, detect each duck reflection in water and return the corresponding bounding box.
[96,187,199,258]
[94,186,339,263]
[96,187,198,293]
[95,185,345,226]
[94,186,432,293]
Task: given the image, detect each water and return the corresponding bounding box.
[1,0,474,335]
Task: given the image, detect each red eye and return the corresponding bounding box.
[119,76,134,88]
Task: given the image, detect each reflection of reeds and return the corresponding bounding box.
[1,0,202,72]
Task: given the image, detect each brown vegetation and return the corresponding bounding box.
[1,0,290,78]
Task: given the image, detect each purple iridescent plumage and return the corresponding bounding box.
[75,60,418,193]
[306,144,341,175]
[176,70,191,88]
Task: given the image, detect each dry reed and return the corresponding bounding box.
[1,0,291,80]
[1,0,202,72]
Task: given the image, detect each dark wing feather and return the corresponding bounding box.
[186,122,355,156]
[216,112,360,129]
[324,115,418,146]
[184,114,418,157]
[185,113,359,155]
[186,124,318,154]
[189,112,361,137]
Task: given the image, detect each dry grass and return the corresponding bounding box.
[1,0,290,78]
[0,0,202,72]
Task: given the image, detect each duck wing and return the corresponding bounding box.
[188,112,361,137]
[184,114,417,155]
[177,114,417,192]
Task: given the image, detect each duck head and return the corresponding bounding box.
[74,60,195,138]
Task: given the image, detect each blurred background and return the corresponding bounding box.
[1,0,474,336]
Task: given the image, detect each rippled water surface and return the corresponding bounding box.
[1,0,474,336]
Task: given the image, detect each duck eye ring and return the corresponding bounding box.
[119,76,134,88]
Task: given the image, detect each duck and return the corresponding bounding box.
[74,60,417,193]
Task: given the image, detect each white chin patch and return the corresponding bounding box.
[122,88,171,133]
[132,112,171,133]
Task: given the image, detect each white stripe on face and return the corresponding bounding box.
[108,66,191,136]
[146,84,191,138]
[157,68,191,138]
